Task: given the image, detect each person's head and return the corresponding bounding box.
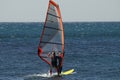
[58,51,62,56]
[58,51,61,55]
[52,51,56,57]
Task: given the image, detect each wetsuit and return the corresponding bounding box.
[51,53,63,76]
[51,56,57,68]
[57,56,62,74]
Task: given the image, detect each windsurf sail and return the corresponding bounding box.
[38,0,64,66]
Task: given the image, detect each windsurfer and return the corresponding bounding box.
[57,51,63,76]
[48,51,63,76]
[48,51,57,75]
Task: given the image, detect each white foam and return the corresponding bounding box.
[24,72,58,78]
[24,70,76,79]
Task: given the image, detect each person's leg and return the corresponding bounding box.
[57,67,60,76]
[58,57,62,74]
[56,65,61,76]
[59,66,62,73]
[54,66,59,75]
[50,66,52,76]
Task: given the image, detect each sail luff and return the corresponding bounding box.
[57,6,65,53]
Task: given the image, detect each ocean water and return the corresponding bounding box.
[0,22,120,80]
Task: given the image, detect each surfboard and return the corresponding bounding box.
[48,69,75,77]
[61,69,75,75]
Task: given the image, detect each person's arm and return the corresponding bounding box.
[48,52,51,57]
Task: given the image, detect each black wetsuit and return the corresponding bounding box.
[51,56,62,75]
[57,56,62,74]
[51,57,57,68]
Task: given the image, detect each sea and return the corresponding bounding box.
[0,22,120,80]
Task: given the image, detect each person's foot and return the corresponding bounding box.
[57,74,61,77]
[50,72,52,76]
[48,70,52,76]
[57,73,61,77]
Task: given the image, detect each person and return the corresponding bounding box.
[48,51,63,76]
[48,51,58,76]
[51,51,58,68]
[57,51,63,76]
[47,51,64,76]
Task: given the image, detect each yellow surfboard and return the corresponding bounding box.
[61,69,74,75]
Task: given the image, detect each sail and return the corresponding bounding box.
[38,0,64,65]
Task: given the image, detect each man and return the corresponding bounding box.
[49,51,63,76]
[48,51,58,76]
[57,51,63,76]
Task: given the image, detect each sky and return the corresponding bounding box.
[0,0,120,22]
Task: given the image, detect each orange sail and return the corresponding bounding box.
[38,0,64,66]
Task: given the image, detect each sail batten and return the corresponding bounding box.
[41,41,63,45]
[45,26,62,31]
[48,12,60,18]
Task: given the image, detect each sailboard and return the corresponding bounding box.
[61,69,75,75]
[38,0,64,70]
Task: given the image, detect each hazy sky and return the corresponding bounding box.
[0,0,120,22]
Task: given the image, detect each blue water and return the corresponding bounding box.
[0,22,120,80]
